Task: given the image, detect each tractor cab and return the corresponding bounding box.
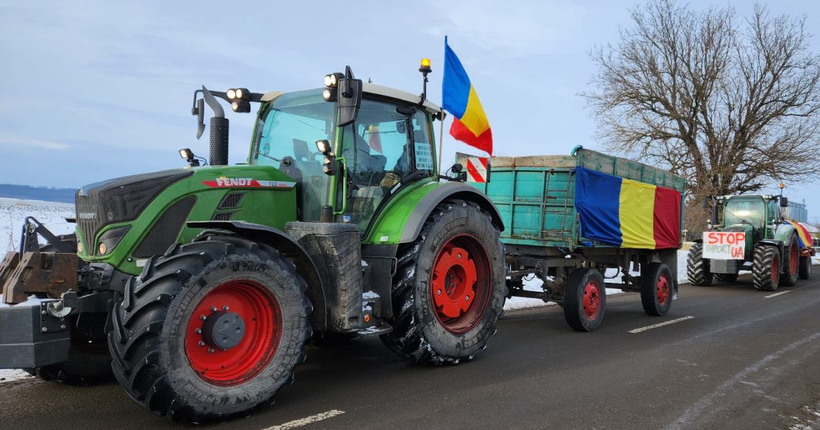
[248,83,439,230]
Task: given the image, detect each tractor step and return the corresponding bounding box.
[355,322,393,337]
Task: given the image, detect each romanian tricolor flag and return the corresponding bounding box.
[575,167,682,249]
[442,37,493,155]
[786,220,813,249]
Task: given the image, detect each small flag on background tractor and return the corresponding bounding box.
[442,36,493,156]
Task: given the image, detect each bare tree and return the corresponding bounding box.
[584,0,820,203]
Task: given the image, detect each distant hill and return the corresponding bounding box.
[0,184,76,203]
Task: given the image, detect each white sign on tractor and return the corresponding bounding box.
[702,231,746,260]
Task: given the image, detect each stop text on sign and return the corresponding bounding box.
[702,232,746,260]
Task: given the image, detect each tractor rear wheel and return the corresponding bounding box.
[752,245,780,291]
[780,235,799,286]
[799,256,812,280]
[641,263,673,316]
[714,274,738,283]
[687,243,713,286]
[380,200,506,364]
[563,268,606,332]
[108,235,311,422]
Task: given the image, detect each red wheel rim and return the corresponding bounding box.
[657,274,670,305]
[185,280,282,386]
[789,242,798,275]
[771,256,779,285]
[430,234,492,334]
[582,280,603,320]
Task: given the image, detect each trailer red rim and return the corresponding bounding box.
[185,279,282,386]
[789,242,798,275]
[582,280,603,320]
[430,234,491,334]
[771,256,779,285]
[657,274,670,305]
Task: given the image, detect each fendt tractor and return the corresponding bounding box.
[0,62,508,421]
[687,189,815,291]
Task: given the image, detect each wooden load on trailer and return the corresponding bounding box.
[458,147,686,331]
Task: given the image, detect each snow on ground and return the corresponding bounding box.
[1,197,75,254]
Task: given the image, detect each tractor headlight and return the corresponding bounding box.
[324,74,337,88]
[322,88,336,102]
[97,226,130,256]
[231,101,251,113]
[315,139,331,154]
[226,88,237,100]
[235,88,244,99]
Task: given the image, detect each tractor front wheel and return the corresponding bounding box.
[108,235,311,422]
[687,243,713,286]
[380,200,506,364]
[752,245,780,291]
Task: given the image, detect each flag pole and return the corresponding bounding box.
[438,111,445,174]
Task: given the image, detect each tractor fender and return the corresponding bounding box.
[187,220,327,331]
[773,223,797,244]
[399,181,504,244]
[755,239,783,251]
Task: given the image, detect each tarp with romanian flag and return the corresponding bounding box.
[575,167,682,249]
[786,220,813,249]
[442,37,493,155]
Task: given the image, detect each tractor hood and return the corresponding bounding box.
[75,169,194,256]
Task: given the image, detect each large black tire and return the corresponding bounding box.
[799,256,812,280]
[780,234,799,286]
[108,235,311,422]
[687,243,713,286]
[563,268,606,332]
[714,273,738,283]
[752,245,780,291]
[641,263,673,316]
[380,199,506,364]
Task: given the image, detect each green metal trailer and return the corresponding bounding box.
[459,147,686,331]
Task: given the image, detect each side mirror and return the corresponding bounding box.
[337,77,362,127]
[179,148,200,167]
[780,197,789,208]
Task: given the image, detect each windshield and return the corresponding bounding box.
[251,89,335,221]
[724,197,765,229]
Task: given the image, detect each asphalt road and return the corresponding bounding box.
[2,277,819,430]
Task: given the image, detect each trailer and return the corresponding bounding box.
[459,147,686,331]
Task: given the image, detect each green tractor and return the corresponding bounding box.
[687,192,814,291]
[0,64,507,421]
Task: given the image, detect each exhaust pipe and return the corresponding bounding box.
[201,86,229,166]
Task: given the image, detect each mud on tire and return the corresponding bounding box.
[380,200,506,364]
[108,234,311,422]
[687,243,713,286]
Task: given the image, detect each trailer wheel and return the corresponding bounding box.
[108,235,311,422]
[641,263,673,316]
[752,245,780,291]
[714,274,738,283]
[563,268,606,332]
[380,199,506,364]
[798,256,812,280]
[780,234,799,286]
[686,243,713,286]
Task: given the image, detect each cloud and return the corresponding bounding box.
[0,134,70,150]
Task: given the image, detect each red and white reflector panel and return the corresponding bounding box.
[465,157,489,183]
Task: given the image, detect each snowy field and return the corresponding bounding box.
[1,198,75,254]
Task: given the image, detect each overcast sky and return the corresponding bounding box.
[1,1,818,221]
